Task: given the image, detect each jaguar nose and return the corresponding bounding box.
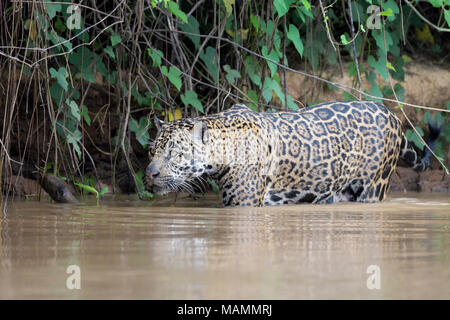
[146,163,160,180]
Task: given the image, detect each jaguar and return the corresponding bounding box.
[145,101,440,207]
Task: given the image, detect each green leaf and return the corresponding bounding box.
[76,28,89,42]
[161,65,182,90]
[151,0,169,8]
[394,83,405,101]
[105,71,117,84]
[129,116,151,147]
[168,1,187,23]
[261,46,279,77]
[250,14,259,32]
[179,15,200,49]
[199,47,219,84]
[295,7,305,22]
[74,182,99,197]
[369,82,383,103]
[444,9,450,28]
[327,83,339,92]
[274,0,293,18]
[342,91,358,101]
[68,47,96,83]
[262,78,274,103]
[262,78,287,106]
[49,67,68,92]
[368,55,389,81]
[287,94,299,110]
[406,127,425,150]
[223,65,241,84]
[383,0,400,12]
[378,8,393,16]
[372,29,393,52]
[247,89,259,110]
[297,3,313,19]
[181,90,204,113]
[54,18,66,32]
[348,61,357,77]
[433,112,445,127]
[286,24,304,57]
[110,32,121,46]
[148,48,163,67]
[223,0,235,17]
[424,111,432,125]
[134,170,155,199]
[386,61,396,72]
[66,99,80,121]
[147,48,163,67]
[414,127,424,139]
[301,0,311,11]
[68,128,82,142]
[131,86,153,107]
[46,31,72,51]
[81,105,91,126]
[140,190,155,201]
[207,177,220,195]
[381,0,399,21]
[340,34,349,45]
[104,46,115,59]
[50,82,63,105]
[100,187,109,196]
[96,61,107,77]
[245,56,262,88]
[44,0,62,20]
[429,0,443,8]
[66,129,82,157]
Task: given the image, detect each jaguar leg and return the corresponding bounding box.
[356,182,388,203]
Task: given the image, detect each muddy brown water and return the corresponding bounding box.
[0,192,449,299]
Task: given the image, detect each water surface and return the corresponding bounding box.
[0,192,449,299]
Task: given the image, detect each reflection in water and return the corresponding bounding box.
[0,193,449,299]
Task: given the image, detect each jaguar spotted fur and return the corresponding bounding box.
[146,101,440,207]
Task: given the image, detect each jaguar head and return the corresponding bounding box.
[145,116,210,196]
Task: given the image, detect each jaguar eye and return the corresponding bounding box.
[167,149,179,160]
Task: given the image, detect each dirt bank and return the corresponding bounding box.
[286,59,450,122]
[390,168,450,193]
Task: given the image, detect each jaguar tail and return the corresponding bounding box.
[399,121,442,172]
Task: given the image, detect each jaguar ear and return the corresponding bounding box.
[154,115,164,131]
[192,121,209,145]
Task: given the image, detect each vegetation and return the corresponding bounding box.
[0,0,449,204]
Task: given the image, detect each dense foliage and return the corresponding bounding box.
[0,0,448,199]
